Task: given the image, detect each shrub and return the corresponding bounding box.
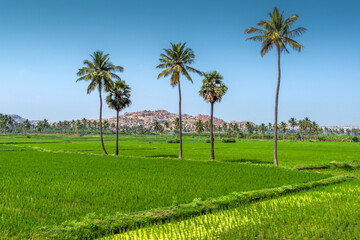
[317,136,326,141]
[352,136,359,142]
[167,139,180,143]
[222,138,236,143]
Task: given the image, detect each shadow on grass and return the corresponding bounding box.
[223,159,272,165]
[149,154,178,158]
[119,148,157,151]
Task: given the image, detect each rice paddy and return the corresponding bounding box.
[0,135,359,239]
[107,177,360,240]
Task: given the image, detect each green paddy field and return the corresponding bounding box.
[0,135,359,239]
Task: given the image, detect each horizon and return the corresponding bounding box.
[4,109,360,128]
[1,0,359,125]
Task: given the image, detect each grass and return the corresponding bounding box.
[106,175,360,240]
[1,134,360,166]
[1,134,359,238]
[0,143,329,239]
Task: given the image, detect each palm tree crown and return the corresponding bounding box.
[106,80,131,112]
[76,51,123,93]
[288,118,298,128]
[245,7,306,56]
[156,42,202,85]
[199,71,228,104]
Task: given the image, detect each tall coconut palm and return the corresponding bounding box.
[288,118,298,142]
[106,80,131,156]
[245,7,306,166]
[76,51,123,155]
[199,71,228,160]
[195,119,205,141]
[157,43,202,159]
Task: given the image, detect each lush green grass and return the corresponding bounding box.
[107,176,360,239]
[1,134,359,238]
[0,145,329,239]
[1,134,360,166]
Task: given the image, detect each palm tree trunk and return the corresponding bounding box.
[178,80,183,159]
[99,87,108,155]
[199,132,201,142]
[292,127,295,142]
[274,47,281,166]
[115,110,119,156]
[210,102,215,160]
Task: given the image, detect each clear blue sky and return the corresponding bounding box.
[0,0,359,125]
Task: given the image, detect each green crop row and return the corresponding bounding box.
[106,177,359,240]
[37,175,349,239]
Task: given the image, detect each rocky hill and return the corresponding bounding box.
[91,110,249,129]
[7,114,40,125]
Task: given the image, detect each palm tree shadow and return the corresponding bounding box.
[223,159,272,165]
[149,154,178,158]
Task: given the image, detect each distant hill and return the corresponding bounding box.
[90,110,253,129]
[7,114,40,125]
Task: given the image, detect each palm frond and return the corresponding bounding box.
[286,38,304,52]
[170,71,179,87]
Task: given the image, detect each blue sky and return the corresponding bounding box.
[0,0,359,125]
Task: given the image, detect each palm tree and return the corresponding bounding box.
[173,117,180,136]
[298,120,305,141]
[163,121,170,140]
[195,119,205,141]
[75,120,83,135]
[222,123,228,133]
[310,121,319,139]
[288,118,298,142]
[156,42,202,159]
[245,122,254,135]
[22,119,31,131]
[199,71,228,160]
[259,123,267,139]
[81,118,88,130]
[152,120,161,136]
[245,7,306,166]
[106,80,131,155]
[76,51,123,155]
[303,117,311,140]
[279,121,288,140]
[103,120,110,131]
